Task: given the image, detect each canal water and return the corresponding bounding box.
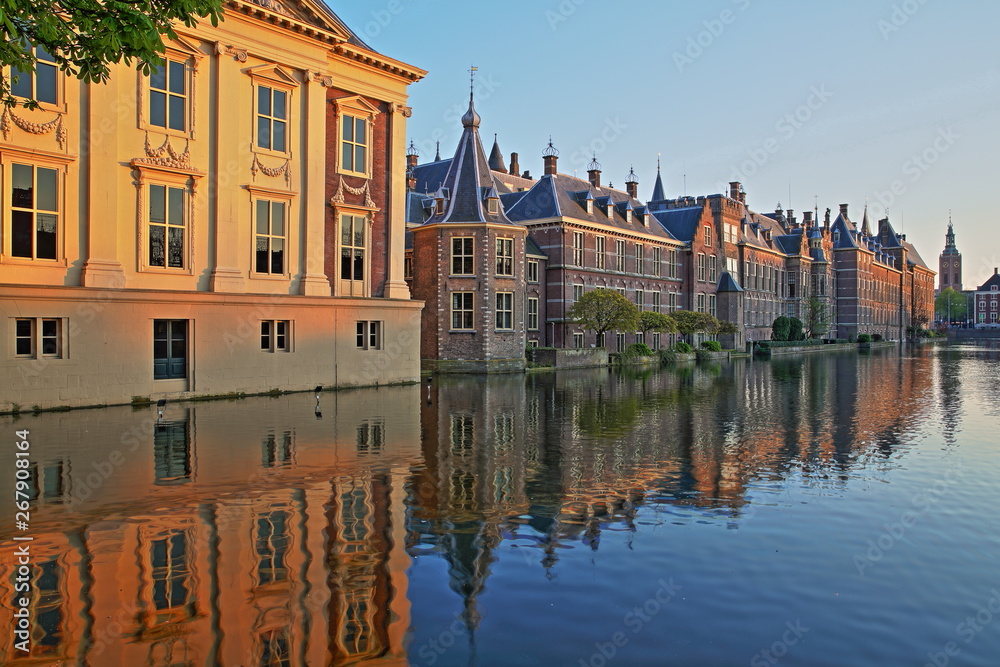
[1,343,999,666]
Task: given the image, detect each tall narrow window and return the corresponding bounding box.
[257,86,287,152]
[573,284,584,303]
[704,225,713,247]
[451,293,474,330]
[616,240,626,272]
[149,59,187,131]
[496,292,513,330]
[573,232,585,266]
[653,291,661,313]
[668,249,677,278]
[153,320,187,380]
[148,184,185,269]
[11,164,58,260]
[653,247,662,277]
[255,200,286,275]
[14,319,33,356]
[635,289,645,310]
[527,259,539,283]
[596,236,606,269]
[636,244,644,275]
[709,255,718,283]
[341,214,366,281]
[341,115,368,174]
[11,45,57,105]
[150,532,190,610]
[527,297,539,330]
[451,237,474,275]
[697,253,706,282]
[496,238,514,275]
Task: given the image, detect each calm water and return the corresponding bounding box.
[2,343,999,666]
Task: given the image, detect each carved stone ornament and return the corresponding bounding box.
[251,153,292,185]
[133,132,192,169]
[330,177,377,210]
[1,108,68,148]
[248,0,290,16]
[215,42,248,62]
[393,103,414,118]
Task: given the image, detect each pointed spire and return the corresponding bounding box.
[435,141,441,161]
[650,155,666,202]
[488,133,507,173]
[461,65,481,128]
[861,205,871,236]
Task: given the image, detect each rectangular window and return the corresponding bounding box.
[10,163,58,260]
[255,200,286,275]
[527,259,539,283]
[669,292,677,311]
[596,236,606,269]
[572,232,585,267]
[496,292,514,330]
[257,86,287,153]
[149,59,187,132]
[668,249,677,278]
[355,321,382,349]
[573,332,584,349]
[653,247,661,277]
[616,333,626,352]
[709,294,717,318]
[697,293,706,313]
[11,45,58,106]
[404,255,413,278]
[341,115,368,174]
[260,320,290,352]
[709,255,718,283]
[496,238,514,275]
[704,225,713,247]
[451,237,474,275]
[616,240,626,272]
[653,291,661,313]
[14,319,33,356]
[636,244,644,275]
[573,284,584,303]
[652,333,661,350]
[12,318,61,358]
[697,254,706,282]
[527,297,539,331]
[341,214,366,281]
[635,289,644,310]
[153,319,187,380]
[451,292,474,330]
[148,184,185,269]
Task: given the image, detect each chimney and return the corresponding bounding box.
[510,152,520,177]
[625,166,639,198]
[729,182,741,200]
[803,211,813,227]
[787,209,796,227]
[522,170,531,179]
[995,267,998,275]
[839,203,849,217]
[587,155,602,189]
[543,139,559,176]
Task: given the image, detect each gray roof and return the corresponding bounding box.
[649,206,702,243]
[650,167,666,202]
[488,136,507,173]
[979,272,1000,291]
[526,236,547,258]
[717,271,743,292]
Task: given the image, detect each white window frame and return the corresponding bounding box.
[333,96,380,178]
[527,297,539,331]
[451,292,474,331]
[496,292,514,331]
[496,237,515,276]
[355,321,382,350]
[261,320,291,353]
[451,236,474,275]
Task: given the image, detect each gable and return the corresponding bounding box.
[238,0,372,49]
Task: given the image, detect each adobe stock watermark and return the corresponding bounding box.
[878,0,932,41]
[578,578,682,667]
[724,85,833,186]
[853,465,961,575]
[359,0,415,40]
[568,118,629,173]
[866,126,959,221]
[923,588,1000,667]
[750,620,810,667]
[673,0,752,73]
[545,0,587,32]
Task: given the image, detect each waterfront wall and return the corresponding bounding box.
[531,348,609,369]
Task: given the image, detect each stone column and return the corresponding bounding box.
[382,103,412,300]
[299,74,332,296]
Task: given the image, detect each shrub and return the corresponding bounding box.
[787,317,804,341]
[701,340,722,352]
[695,349,713,362]
[626,343,653,357]
[674,341,692,353]
[857,333,872,343]
[658,349,678,364]
[772,316,791,341]
[872,333,883,342]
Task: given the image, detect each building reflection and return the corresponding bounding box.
[0,349,943,664]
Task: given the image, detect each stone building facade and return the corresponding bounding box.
[974,269,1000,327]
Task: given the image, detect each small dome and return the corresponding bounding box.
[461,96,481,128]
[625,166,638,184]
[587,154,602,172]
[406,140,419,157]
[542,137,559,157]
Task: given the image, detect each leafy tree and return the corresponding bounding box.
[567,289,639,345]
[670,310,719,340]
[787,317,804,341]
[1,0,224,107]
[803,297,830,338]
[935,287,967,323]
[713,320,738,335]
[771,316,791,341]
[638,311,677,336]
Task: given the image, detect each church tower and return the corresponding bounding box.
[938,217,962,292]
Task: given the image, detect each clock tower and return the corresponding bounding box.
[938,218,962,292]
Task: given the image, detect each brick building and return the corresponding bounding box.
[938,219,963,292]
[974,269,1000,327]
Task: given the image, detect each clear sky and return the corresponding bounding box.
[332,0,1000,287]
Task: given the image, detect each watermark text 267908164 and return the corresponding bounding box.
[12,429,34,653]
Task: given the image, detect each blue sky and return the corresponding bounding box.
[332,0,1000,286]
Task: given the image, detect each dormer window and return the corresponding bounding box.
[435,199,445,215]
[586,198,593,215]
[487,197,498,215]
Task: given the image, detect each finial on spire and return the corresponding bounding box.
[435,141,441,161]
[657,153,661,172]
[542,137,559,157]
[406,140,419,157]
[625,166,638,184]
[587,153,602,172]
[461,66,481,128]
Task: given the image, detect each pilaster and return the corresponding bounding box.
[299,75,332,296]
[383,103,412,300]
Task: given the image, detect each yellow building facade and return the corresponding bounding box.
[0,0,425,411]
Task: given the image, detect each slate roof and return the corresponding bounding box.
[525,236,547,258]
[717,271,743,292]
[978,271,1000,291]
[650,167,666,202]
[649,206,702,243]
[488,135,507,173]
[831,212,859,249]
[412,159,453,196]
[902,241,929,269]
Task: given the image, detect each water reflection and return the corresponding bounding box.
[0,346,987,665]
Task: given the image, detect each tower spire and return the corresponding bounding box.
[650,153,666,202]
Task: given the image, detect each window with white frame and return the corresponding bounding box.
[596,236,606,269]
[13,318,62,359]
[697,253,706,282]
[341,114,368,175]
[11,44,58,106]
[709,255,718,283]
[616,240,626,272]
[451,293,474,330]
[697,293,706,313]
[704,225,712,247]
[10,163,59,260]
[452,237,474,275]
[257,86,288,153]
[653,291,661,313]
[669,292,677,311]
[709,294,717,318]
[261,320,290,352]
[668,249,678,278]
[635,289,644,310]
[496,292,514,330]
[652,247,661,277]
[527,259,539,283]
[148,184,186,269]
[355,321,381,350]
[341,214,366,281]
[148,59,188,132]
[496,238,514,275]
[572,232,585,266]
[255,199,286,275]
[527,297,539,330]
[636,244,644,275]
[573,332,584,349]
[573,284,584,303]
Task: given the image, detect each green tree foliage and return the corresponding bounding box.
[1,0,224,107]
[771,316,791,341]
[567,289,639,341]
[638,311,677,335]
[803,297,830,338]
[787,317,804,341]
[934,287,967,322]
[713,320,738,335]
[670,310,719,339]
[701,340,722,352]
